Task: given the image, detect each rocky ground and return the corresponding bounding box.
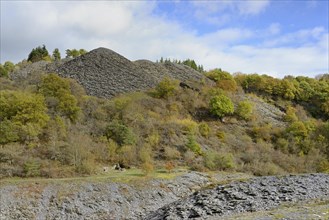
[224,201,329,220]
[1,172,328,220]
[0,171,215,220]
[146,173,329,219]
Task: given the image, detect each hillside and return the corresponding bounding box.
[1,46,329,220]
[1,47,328,179]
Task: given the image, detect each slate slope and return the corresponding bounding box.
[56,47,209,98]
[146,173,329,220]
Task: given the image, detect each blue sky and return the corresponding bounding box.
[1,0,328,78]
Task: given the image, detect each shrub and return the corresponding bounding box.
[153,77,179,99]
[186,135,202,155]
[198,122,210,138]
[317,159,329,173]
[164,146,181,160]
[251,124,273,142]
[204,151,236,171]
[105,120,136,146]
[216,130,226,140]
[146,132,160,148]
[236,100,253,120]
[23,159,41,177]
[286,121,308,139]
[284,106,298,122]
[176,118,198,134]
[275,138,289,153]
[209,94,234,118]
[165,161,175,173]
[117,145,137,167]
[141,161,154,175]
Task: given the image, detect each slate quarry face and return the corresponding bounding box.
[55,47,209,98]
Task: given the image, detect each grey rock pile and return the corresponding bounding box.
[9,47,209,99]
[55,47,209,98]
[146,173,329,219]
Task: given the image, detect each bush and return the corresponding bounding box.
[117,145,137,167]
[186,135,202,155]
[105,120,136,146]
[209,94,234,118]
[236,100,253,120]
[198,122,210,138]
[317,159,329,173]
[204,151,236,171]
[165,161,175,173]
[164,146,181,160]
[284,106,298,122]
[153,77,179,99]
[23,159,41,177]
[175,118,198,134]
[139,144,154,175]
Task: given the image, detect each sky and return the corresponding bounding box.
[0,0,328,78]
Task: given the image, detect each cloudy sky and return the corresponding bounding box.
[1,0,328,78]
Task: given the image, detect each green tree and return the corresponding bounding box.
[0,90,49,143]
[39,74,80,121]
[4,61,15,73]
[52,48,61,61]
[206,69,237,91]
[27,45,50,62]
[0,64,8,78]
[66,49,87,58]
[66,49,78,58]
[79,49,87,55]
[209,94,234,118]
[105,120,136,146]
[182,59,198,70]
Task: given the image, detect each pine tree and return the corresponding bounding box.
[52,48,61,61]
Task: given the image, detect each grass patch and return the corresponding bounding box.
[0,168,187,186]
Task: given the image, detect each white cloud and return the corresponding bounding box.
[201,28,254,48]
[60,2,133,36]
[263,27,326,47]
[267,23,281,35]
[237,0,270,15]
[192,0,270,26]
[0,1,327,78]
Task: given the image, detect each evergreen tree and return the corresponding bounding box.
[27,45,50,63]
[52,48,61,61]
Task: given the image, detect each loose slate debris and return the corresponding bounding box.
[55,47,209,98]
[145,173,329,220]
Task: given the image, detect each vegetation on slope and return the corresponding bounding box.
[0,48,328,179]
